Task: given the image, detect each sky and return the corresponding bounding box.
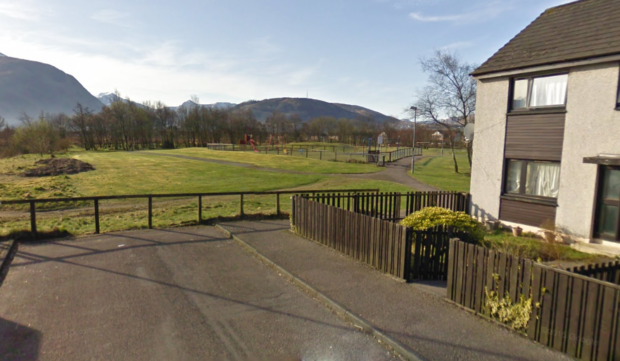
[0,0,574,118]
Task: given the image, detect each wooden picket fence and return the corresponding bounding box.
[292,196,411,279]
[410,226,471,281]
[404,191,470,215]
[291,196,473,281]
[303,191,470,222]
[301,192,402,221]
[569,260,620,286]
[448,239,620,361]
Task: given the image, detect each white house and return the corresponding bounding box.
[469,0,620,246]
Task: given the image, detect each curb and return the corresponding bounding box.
[214,224,427,361]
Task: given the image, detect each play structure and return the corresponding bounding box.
[267,135,286,149]
[239,134,259,152]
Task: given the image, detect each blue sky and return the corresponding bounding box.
[0,0,573,118]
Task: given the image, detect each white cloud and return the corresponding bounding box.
[0,1,46,21]
[91,9,131,27]
[409,12,463,22]
[440,41,475,50]
[409,1,514,24]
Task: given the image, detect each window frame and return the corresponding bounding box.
[593,165,620,241]
[509,73,569,112]
[503,159,561,201]
[616,66,620,110]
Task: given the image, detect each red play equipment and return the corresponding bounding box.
[267,134,286,149]
[239,134,259,152]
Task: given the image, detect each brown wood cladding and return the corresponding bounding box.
[505,112,565,161]
[499,198,556,227]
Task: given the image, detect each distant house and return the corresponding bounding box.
[470,0,620,245]
[431,131,443,142]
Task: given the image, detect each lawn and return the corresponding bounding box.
[410,148,471,192]
[152,148,382,174]
[481,229,601,263]
[0,150,414,237]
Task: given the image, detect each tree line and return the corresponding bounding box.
[0,97,451,157]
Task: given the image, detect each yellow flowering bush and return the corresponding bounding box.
[399,207,485,242]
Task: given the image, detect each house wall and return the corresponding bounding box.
[471,62,620,242]
[469,78,509,222]
[556,63,620,240]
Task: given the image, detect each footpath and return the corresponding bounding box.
[218,219,572,361]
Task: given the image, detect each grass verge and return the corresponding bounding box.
[410,149,471,192]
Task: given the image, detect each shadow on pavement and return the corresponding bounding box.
[0,318,41,361]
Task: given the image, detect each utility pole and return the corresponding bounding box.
[410,106,417,174]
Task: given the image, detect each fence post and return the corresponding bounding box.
[29,201,37,238]
[276,193,281,216]
[94,199,100,234]
[198,196,202,223]
[291,196,296,226]
[404,227,413,282]
[335,152,337,161]
[148,196,153,229]
[240,194,244,218]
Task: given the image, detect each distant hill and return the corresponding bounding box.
[97,94,236,112]
[171,100,236,111]
[0,55,103,126]
[233,97,398,123]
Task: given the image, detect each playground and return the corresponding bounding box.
[207,135,421,165]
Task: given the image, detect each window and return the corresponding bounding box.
[504,160,561,199]
[511,74,568,110]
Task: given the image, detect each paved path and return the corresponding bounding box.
[342,157,439,191]
[144,151,438,191]
[0,227,396,361]
[219,220,572,361]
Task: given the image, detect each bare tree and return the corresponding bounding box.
[412,50,477,172]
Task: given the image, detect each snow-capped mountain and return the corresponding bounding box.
[97,93,236,111]
[0,53,6,57]
[171,100,236,111]
[97,92,122,106]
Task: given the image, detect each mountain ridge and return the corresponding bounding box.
[0,55,103,125]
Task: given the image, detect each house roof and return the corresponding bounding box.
[472,0,620,77]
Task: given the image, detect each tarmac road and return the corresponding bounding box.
[0,227,396,361]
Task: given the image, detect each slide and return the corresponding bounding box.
[249,139,259,152]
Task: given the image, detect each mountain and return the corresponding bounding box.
[0,55,103,126]
[332,103,397,123]
[97,95,236,111]
[171,100,236,111]
[233,97,399,123]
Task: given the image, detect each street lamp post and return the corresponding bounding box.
[410,106,417,174]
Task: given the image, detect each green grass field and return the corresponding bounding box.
[410,148,471,192]
[0,149,414,237]
[152,148,382,174]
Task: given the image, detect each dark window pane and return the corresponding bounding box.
[602,168,620,200]
[505,161,522,193]
[598,204,619,237]
[512,79,528,109]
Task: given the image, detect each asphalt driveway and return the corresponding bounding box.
[0,227,395,361]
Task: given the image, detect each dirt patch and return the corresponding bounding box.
[23,158,95,177]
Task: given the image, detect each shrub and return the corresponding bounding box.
[400,207,485,242]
